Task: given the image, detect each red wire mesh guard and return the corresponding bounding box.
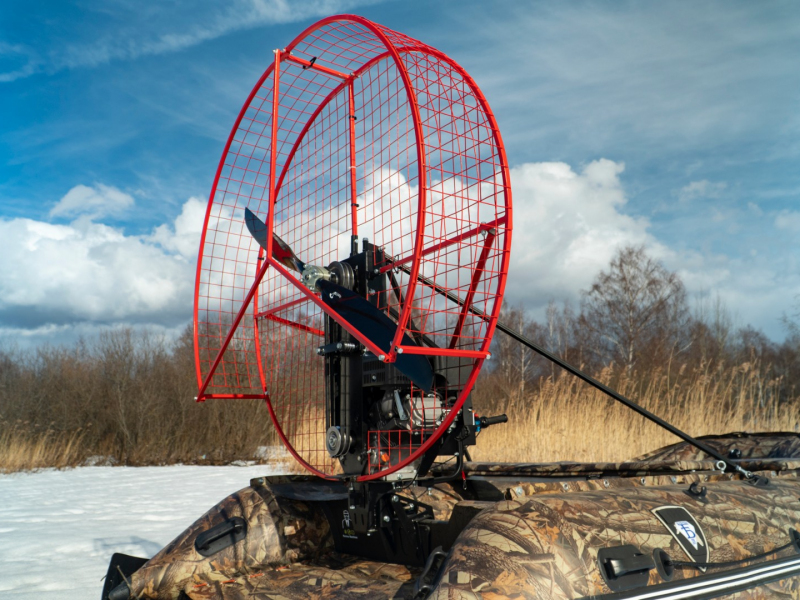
[193,15,512,479]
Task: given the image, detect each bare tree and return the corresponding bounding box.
[493,303,536,397]
[579,246,690,370]
[691,292,735,364]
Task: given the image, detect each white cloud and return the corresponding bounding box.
[502,160,799,339]
[504,159,668,311]
[149,196,207,258]
[50,183,135,219]
[0,196,204,336]
[775,210,800,234]
[0,41,40,83]
[678,179,727,203]
[3,165,797,347]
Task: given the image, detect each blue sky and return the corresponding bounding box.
[1,0,798,345]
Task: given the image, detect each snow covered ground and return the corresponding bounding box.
[0,464,283,600]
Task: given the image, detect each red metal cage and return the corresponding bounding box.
[193,15,512,479]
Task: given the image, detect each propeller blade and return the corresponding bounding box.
[244,207,433,391]
[244,207,306,273]
[317,279,434,392]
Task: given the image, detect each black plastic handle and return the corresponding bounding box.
[479,414,508,428]
[607,553,655,577]
[195,517,247,556]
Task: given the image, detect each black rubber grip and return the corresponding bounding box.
[479,414,508,428]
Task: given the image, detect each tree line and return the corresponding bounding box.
[478,246,800,413]
[1,245,797,470]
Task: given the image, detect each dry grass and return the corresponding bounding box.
[471,361,799,463]
[1,328,797,473]
[0,428,86,473]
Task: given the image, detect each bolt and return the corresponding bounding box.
[640,477,647,485]
[373,268,380,274]
[349,505,355,510]
[383,515,391,523]
[427,488,433,496]
[391,495,399,503]
[368,288,376,296]
[378,354,386,361]
[396,347,403,354]
[408,503,415,510]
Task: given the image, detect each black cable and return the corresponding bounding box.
[395,262,755,480]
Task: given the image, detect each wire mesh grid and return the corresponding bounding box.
[194,16,511,477]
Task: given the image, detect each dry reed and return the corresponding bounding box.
[471,361,799,463]
[1,328,797,473]
[0,428,86,473]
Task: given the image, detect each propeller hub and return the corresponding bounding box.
[301,265,330,291]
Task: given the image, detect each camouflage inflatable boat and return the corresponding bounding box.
[103,433,800,600]
[102,14,800,600]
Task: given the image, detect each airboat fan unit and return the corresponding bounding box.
[104,16,793,600]
[193,15,512,481]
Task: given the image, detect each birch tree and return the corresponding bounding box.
[579,246,689,370]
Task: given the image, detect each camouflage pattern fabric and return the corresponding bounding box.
[464,458,800,478]
[183,556,418,599]
[117,457,800,599]
[431,477,800,600]
[634,431,800,462]
[124,483,332,599]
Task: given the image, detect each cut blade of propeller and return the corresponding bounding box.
[243,207,434,392]
[244,207,305,273]
[317,280,434,392]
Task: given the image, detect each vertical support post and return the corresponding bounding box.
[196,51,282,400]
[347,80,359,239]
[266,49,282,259]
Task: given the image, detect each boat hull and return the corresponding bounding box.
[103,456,800,599]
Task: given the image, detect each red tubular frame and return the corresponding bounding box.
[448,230,497,349]
[347,81,359,237]
[193,15,513,480]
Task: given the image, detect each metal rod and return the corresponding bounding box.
[397,263,751,478]
[284,54,350,79]
[448,229,496,349]
[347,81,359,238]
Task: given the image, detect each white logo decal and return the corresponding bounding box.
[341,509,357,539]
[674,520,704,550]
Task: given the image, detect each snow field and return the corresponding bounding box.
[0,464,282,600]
